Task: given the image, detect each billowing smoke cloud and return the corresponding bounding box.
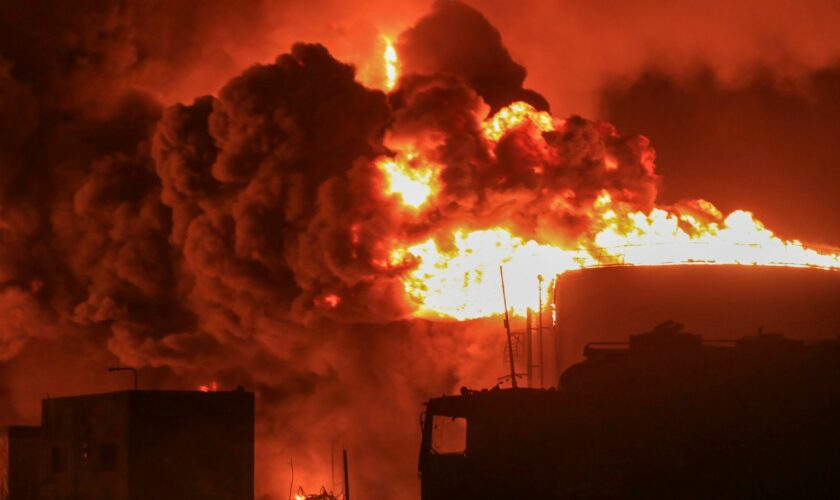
[396,1,548,111]
[0,0,836,498]
[386,71,657,243]
[154,43,396,323]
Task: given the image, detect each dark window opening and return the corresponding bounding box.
[100,443,118,471]
[51,446,67,473]
[431,416,467,455]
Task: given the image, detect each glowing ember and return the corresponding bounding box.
[315,293,342,309]
[323,294,341,308]
[376,102,840,320]
[199,382,218,392]
[383,35,399,91]
[376,152,438,209]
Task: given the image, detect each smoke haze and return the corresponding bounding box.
[1,1,839,498]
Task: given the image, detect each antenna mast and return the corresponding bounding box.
[500,266,517,389]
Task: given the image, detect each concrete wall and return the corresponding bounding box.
[33,390,254,500]
[10,427,43,500]
[128,391,254,500]
[1,426,42,500]
[40,392,130,500]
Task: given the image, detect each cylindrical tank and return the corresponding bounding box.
[548,265,840,381]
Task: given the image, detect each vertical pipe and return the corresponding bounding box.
[551,277,559,381]
[499,266,517,389]
[538,275,544,388]
[343,449,351,500]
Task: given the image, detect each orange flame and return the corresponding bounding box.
[376,151,439,209]
[377,102,840,320]
[395,229,593,319]
[481,101,556,142]
[382,35,399,91]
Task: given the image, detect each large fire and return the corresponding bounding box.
[367,45,840,319]
[4,2,840,498]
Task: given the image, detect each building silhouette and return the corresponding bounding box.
[2,389,253,500]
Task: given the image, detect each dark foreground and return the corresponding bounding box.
[419,322,840,499]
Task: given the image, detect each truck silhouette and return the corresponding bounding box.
[419,321,840,499]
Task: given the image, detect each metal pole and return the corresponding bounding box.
[500,266,517,389]
[343,449,351,500]
[526,308,533,388]
[538,275,544,389]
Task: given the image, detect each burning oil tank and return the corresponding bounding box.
[549,265,840,378]
[418,322,840,499]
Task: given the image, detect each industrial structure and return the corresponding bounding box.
[1,389,254,500]
[419,321,840,498]
[551,265,840,377]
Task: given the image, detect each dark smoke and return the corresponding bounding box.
[0,2,526,494]
[0,1,836,498]
[397,0,549,112]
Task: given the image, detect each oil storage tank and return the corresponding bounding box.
[550,265,840,377]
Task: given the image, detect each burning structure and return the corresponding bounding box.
[0,389,254,500]
[1,1,840,497]
[419,322,840,499]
